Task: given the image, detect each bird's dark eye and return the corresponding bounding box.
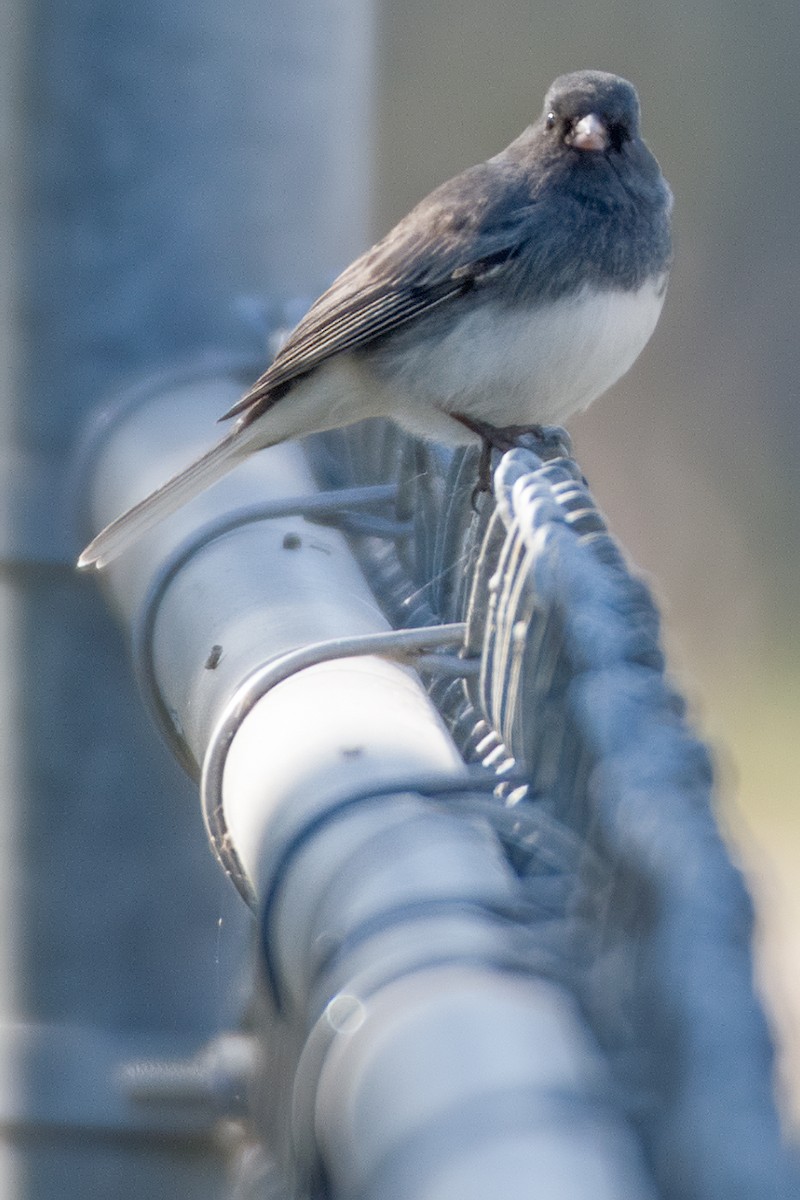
[545,111,556,131]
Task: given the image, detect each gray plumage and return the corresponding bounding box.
[79,70,672,569]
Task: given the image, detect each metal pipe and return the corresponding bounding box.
[79,365,469,888]
[313,968,656,1200]
[80,372,659,1199]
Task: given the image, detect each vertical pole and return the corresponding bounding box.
[0,4,27,1196]
[1,0,374,1195]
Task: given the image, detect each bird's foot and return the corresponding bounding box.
[454,415,572,505]
[453,413,524,453]
[453,414,571,459]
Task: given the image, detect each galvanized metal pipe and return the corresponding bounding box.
[79,365,467,875]
[81,372,658,1199]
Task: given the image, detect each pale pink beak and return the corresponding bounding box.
[570,113,609,151]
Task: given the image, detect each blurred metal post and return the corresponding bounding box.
[1,0,374,1197]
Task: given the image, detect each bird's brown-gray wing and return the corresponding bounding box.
[224,161,536,425]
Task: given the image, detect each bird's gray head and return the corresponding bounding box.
[542,71,642,154]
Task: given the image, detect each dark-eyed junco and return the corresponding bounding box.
[79,69,672,568]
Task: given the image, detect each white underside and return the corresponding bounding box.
[241,277,667,450]
[384,277,668,443]
[79,276,666,566]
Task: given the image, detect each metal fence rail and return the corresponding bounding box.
[307,420,800,1199]
[79,381,800,1199]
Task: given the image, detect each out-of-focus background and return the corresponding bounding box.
[1,0,797,1178]
[373,0,800,1117]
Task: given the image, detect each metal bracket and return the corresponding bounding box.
[201,623,473,908]
[131,483,406,777]
[255,766,525,1009]
[0,1023,254,1138]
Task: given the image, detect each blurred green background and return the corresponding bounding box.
[374,0,799,1121]
[374,0,800,1118]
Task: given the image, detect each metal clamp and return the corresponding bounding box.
[131,483,405,777]
[200,623,472,908]
[253,766,523,1008]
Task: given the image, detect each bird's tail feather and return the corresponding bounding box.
[78,431,247,569]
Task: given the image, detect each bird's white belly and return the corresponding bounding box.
[386,278,666,443]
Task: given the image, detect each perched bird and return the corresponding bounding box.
[79,69,672,569]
